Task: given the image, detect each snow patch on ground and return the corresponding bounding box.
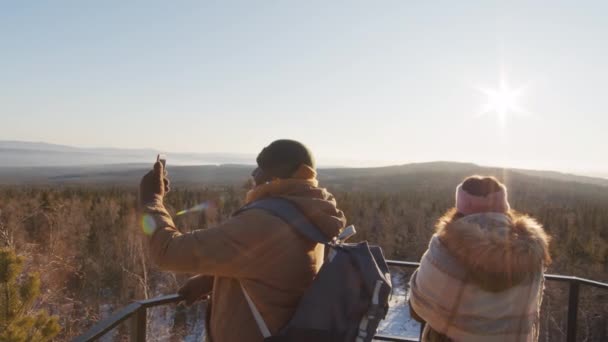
[145,275,208,341]
[375,269,421,339]
[183,304,207,342]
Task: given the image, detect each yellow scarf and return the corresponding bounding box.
[245,164,318,204]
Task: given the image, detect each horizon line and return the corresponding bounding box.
[1,139,606,179]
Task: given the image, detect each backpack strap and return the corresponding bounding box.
[235,197,333,244]
[235,197,332,338]
[240,282,272,339]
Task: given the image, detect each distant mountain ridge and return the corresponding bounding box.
[1,141,606,187]
[0,140,254,167]
[1,161,607,189]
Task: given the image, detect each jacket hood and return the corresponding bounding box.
[436,212,551,291]
[280,185,346,241]
[247,178,346,240]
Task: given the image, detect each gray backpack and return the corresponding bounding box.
[235,198,392,342]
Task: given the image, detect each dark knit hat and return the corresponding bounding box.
[256,139,315,179]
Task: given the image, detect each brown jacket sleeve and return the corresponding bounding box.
[142,199,285,277]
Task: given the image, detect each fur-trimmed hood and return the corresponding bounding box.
[436,212,551,291]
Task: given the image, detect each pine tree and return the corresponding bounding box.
[0,248,60,342]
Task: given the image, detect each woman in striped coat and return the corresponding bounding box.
[408,176,551,341]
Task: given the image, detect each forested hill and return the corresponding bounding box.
[0,161,607,189]
[1,161,607,340]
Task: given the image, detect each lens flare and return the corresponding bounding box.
[176,201,215,216]
[141,214,157,235]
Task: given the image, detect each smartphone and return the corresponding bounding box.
[158,154,167,167]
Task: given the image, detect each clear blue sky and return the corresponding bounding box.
[1,1,607,173]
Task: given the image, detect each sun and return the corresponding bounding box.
[478,72,527,121]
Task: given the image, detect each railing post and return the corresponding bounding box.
[130,306,147,342]
[566,279,579,342]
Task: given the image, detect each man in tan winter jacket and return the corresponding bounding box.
[139,139,346,342]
